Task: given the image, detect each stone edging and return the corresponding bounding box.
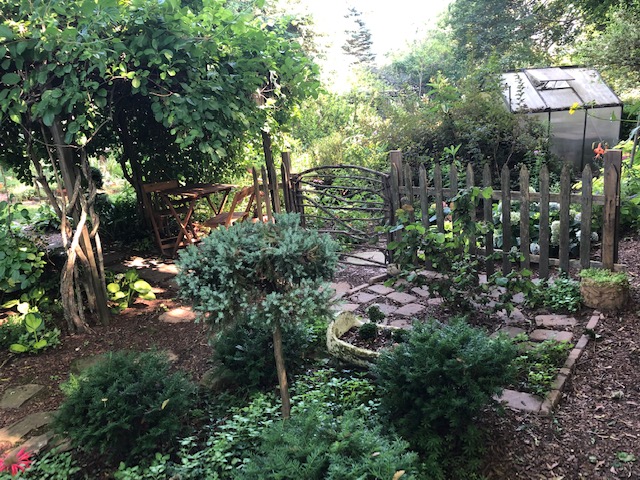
[539,310,601,415]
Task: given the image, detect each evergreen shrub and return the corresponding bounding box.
[211,320,313,390]
[54,351,196,464]
[374,319,517,478]
[236,407,418,479]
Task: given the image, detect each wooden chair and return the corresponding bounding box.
[204,185,256,229]
[141,180,191,256]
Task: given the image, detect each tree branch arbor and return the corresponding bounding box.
[0,0,319,332]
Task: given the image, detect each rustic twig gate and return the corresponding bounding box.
[277,150,622,275]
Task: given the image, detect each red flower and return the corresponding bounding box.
[594,143,605,158]
[0,448,32,476]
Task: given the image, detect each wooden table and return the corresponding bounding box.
[160,183,235,255]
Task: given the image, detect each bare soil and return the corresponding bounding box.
[1,238,639,478]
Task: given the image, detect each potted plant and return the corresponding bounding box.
[579,268,630,310]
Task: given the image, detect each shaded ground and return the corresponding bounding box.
[482,236,640,479]
[1,239,639,478]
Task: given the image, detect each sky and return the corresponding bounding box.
[283,0,453,88]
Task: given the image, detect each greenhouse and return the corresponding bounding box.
[502,67,622,170]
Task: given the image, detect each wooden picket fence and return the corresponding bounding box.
[388,150,623,277]
[272,149,623,276]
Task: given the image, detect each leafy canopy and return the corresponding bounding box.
[0,0,320,183]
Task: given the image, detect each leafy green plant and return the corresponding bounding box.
[210,320,313,391]
[106,270,155,313]
[54,350,196,464]
[579,268,629,286]
[374,319,517,479]
[291,368,377,416]
[529,275,581,313]
[2,287,60,354]
[512,338,574,396]
[384,187,534,316]
[0,201,46,296]
[0,450,80,479]
[236,406,418,480]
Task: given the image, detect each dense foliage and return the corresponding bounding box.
[237,406,418,479]
[374,319,517,478]
[54,351,196,464]
[210,320,313,391]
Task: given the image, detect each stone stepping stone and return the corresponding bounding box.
[492,326,526,339]
[529,329,573,343]
[497,389,542,413]
[395,303,426,317]
[367,284,395,295]
[349,292,380,304]
[369,303,398,316]
[388,318,413,329]
[411,286,430,298]
[0,412,55,446]
[330,282,352,299]
[427,297,443,306]
[0,385,44,409]
[159,307,196,323]
[334,303,359,312]
[5,431,54,457]
[535,315,577,328]
[71,354,105,375]
[343,251,385,265]
[387,291,418,305]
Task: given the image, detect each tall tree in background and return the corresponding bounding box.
[342,7,376,67]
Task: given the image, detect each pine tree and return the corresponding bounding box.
[342,7,376,66]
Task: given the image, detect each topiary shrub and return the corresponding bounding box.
[374,319,517,479]
[236,406,418,480]
[211,320,313,391]
[54,351,196,464]
[176,213,338,417]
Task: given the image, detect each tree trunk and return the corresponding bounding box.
[272,321,291,419]
[49,121,111,332]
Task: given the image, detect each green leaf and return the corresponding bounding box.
[42,111,55,127]
[495,277,509,287]
[107,283,121,293]
[0,25,14,40]
[2,299,19,309]
[616,452,636,463]
[9,343,28,353]
[132,279,152,294]
[124,270,138,282]
[33,339,48,350]
[25,313,43,333]
[138,292,156,300]
[1,72,20,85]
[113,291,126,300]
[132,77,141,89]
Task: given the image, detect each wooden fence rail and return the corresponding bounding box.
[390,149,623,277]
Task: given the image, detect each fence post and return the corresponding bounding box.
[539,165,550,279]
[602,149,622,269]
[580,165,593,270]
[559,165,571,273]
[483,164,494,276]
[280,152,293,213]
[389,150,403,189]
[519,164,531,270]
[500,165,512,274]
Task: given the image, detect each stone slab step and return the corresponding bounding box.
[0,412,55,446]
[0,385,44,410]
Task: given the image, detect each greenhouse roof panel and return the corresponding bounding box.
[501,67,622,113]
